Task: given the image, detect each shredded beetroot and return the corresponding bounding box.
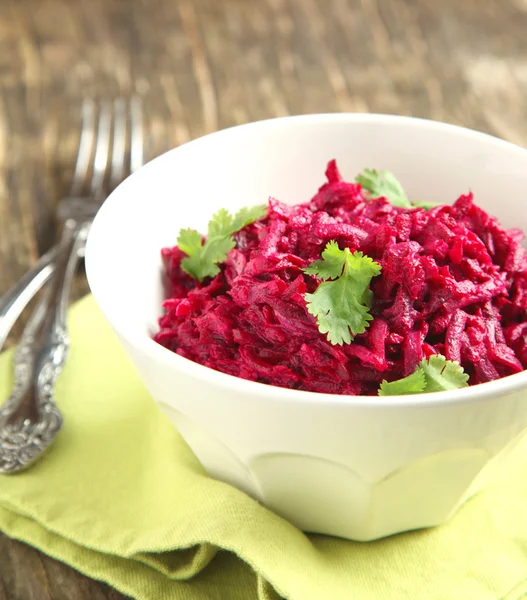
[154,161,527,395]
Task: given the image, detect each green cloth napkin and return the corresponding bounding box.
[2,296,527,600]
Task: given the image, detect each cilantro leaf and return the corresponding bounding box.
[181,235,236,280]
[419,355,469,392]
[411,200,440,210]
[178,204,267,281]
[303,243,381,345]
[177,229,203,256]
[356,168,443,211]
[303,240,349,280]
[356,169,412,208]
[207,208,235,238]
[207,205,268,238]
[305,278,374,345]
[377,355,469,396]
[378,369,426,396]
[231,205,268,232]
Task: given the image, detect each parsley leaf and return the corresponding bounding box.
[207,208,235,238]
[355,169,439,211]
[177,229,204,256]
[180,235,236,281]
[303,239,351,280]
[411,200,440,210]
[178,204,267,281]
[303,242,382,345]
[355,169,412,208]
[378,355,469,396]
[378,369,426,396]
[230,206,269,233]
[420,355,469,392]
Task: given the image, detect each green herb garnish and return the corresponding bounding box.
[377,369,426,396]
[378,355,469,396]
[178,205,267,281]
[356,169,439,210]
[411,200,440,210]
[303,241,382,345]
[419,355,470,392]
[356,169,412,208]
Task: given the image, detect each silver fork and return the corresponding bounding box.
[0,98,144,474]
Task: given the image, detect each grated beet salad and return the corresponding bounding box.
[155,161,527,395]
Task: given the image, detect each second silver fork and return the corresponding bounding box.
[0,98,144,474]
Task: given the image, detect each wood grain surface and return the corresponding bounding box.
[1,0,527,598]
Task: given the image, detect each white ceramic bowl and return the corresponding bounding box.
[86,114,527,541]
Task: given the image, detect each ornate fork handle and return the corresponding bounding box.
[0,248,57,352]
[0,220,89,474]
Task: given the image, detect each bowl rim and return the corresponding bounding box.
[86,112,527,409]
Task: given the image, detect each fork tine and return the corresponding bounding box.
[109,98,127,189]
[69,100,96,197]
[89,100,112,197]
[130,96,144,173]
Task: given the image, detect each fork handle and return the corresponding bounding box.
[0,247,57,352]
[0,221,88,472]
[31,219,89,386]
[11,220,87,413]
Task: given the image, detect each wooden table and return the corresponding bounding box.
[1,0,526,597]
